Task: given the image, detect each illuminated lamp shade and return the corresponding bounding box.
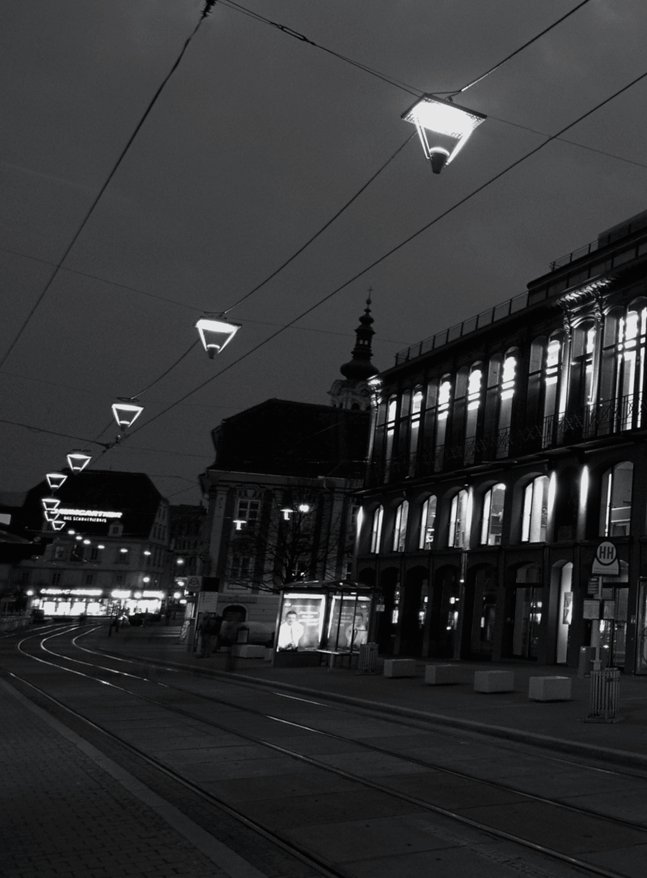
[51,520,65,531]
[112,399,143,431]
[44,510,60,523]
[67,450,92,472]
[46,472,67,491]
[402,94,486,174]
[196,317,241,358]
[42,497,60,511]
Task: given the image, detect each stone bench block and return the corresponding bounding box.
[383,658,416,678]
[232,644,266,658]
[528,676,572,702]
[474,670,514,693]
[424,664,461,685]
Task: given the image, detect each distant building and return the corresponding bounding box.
[199,302,378,629]
[356,210,647,675]
[13,470,172,618]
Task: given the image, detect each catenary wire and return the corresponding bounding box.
[118,64,647,443]
[0,4,214,373]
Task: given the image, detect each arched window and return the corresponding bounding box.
[384,397,398,478]
[542,336,562,446]
[481,484,505,545]
[419,495,437,549]
[600,462,633,536]
[408,387,424,476]
[497,353,516,457]
[600,303,647,433]
[464,365,483,464]
[393,500,409,552]
[449,489,469,548]
[521,476,549,543]
[370,506,384,553]
[434,376,452,469]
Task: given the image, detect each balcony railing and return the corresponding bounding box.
[366,394,644,487]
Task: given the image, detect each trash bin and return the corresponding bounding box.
[578,646,595,678]
[587,667,621,722]
[358,642,378,673]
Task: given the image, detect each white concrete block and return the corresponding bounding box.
[424,664,461,685]
[383,658,416,678]
[474,670,514,693]
[528,676,572,702]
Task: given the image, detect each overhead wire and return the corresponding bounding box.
[0,3,215,372]
[119,63,647,445]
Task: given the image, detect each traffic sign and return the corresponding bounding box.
[592,541,619,576]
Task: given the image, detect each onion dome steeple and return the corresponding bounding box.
[329,293,378,411]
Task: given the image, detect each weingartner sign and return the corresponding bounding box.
[56,508,123,523]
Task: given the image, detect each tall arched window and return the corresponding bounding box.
[418,495,437,549]
[497,353,516,457]
[384,397,397,479]
[434,376,452,469]
[464,365,483,464]
[616,306,646,430]
[481,483,506,545]
[521,476,549,542]
[370,506,384,553]
[449,489,469,548]
[408,387,424,476]
[393,501,409,552]
[542,336,562,446]
[600,462,633,536]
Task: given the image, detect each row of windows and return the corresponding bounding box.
[366,462,633,553]
[373,300,647,475]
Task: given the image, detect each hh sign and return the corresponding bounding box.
[592,541,620,577]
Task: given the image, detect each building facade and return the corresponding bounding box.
[14,470,172,618]
[356,210,647,674]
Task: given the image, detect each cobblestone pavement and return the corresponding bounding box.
[0,679,247,878]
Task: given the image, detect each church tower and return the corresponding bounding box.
[329,295,378,411]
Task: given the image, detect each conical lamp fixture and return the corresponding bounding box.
[46,472,67,491]
[196,316,241,358]
[402,94,486,174]
[67,450,92,473]
[112,399,144,431]
[50,519,66,531]
[42,498,60,511]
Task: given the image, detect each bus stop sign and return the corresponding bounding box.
[592,541,619,576]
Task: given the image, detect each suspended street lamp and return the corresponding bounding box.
[402,94,486,174]
[43,510,61,523]
[196,316,241,358]
[50,519,66,532]
[46,472,67,491]
[112,398,144,431]
[42,497,60,512]
[67,450,92,472]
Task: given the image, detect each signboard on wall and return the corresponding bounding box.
[592,541,619,576]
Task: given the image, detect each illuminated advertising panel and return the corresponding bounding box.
[326,596,371,650]
[277,594,325,651]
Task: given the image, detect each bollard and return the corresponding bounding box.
[586,667,621,723]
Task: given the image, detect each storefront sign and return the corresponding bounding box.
[56,508,123,523]
[592,541,619,576]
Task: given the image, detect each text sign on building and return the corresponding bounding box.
[592,540,619,576]
[56,508,123,524]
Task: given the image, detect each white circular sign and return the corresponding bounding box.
[595,541,617,566]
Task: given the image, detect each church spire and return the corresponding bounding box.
[328,291,378,411]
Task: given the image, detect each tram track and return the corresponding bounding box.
[4,625,647,877]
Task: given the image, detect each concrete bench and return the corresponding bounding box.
[528,676,572,702]
[424,664,461,685]
[384,658,416,678]
[474,670,514,693]
[232,644,266,658]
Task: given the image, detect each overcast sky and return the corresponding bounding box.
[2,0,647,507]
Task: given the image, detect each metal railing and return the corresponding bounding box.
[587,668,621,722]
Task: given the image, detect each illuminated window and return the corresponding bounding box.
[393,501,409,552]
[408,388,424,476]
[419,496,437,549]
[385,397,398,479]
[370,506,384,553]
[600,462,633,536]
[616,308,646,429]
[497,354,516,457]
[542,337,562,446]
[521,476,549,542]
[481,484,505,545]
[449,489,469,548]
[434,377,452,469]
[464,367,482,464]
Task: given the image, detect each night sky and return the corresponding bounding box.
[2,1,647,506]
